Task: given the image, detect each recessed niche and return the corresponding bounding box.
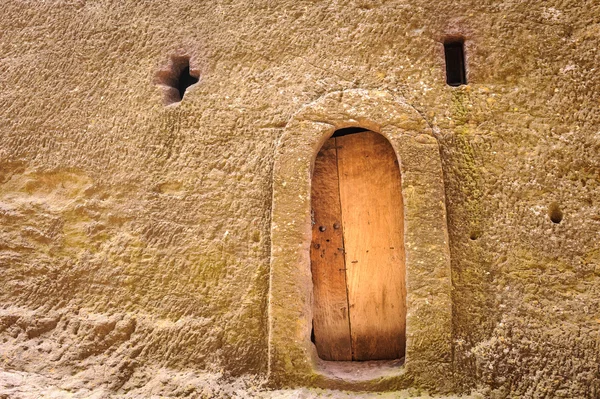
[548,202,563,224]
[155,55,200,105]
[444,40,467,86]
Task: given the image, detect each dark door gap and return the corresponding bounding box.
[332,127,370,137]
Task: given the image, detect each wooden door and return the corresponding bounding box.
[311,130,406,361]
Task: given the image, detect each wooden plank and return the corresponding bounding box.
[310,137,352,361]
[336,131,406,361]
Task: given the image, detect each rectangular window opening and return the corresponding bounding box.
[444,40,467,86]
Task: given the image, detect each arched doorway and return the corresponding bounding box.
[311,128,406,361]
[268,90,452,390]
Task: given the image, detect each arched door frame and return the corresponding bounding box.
[269,89,453,391]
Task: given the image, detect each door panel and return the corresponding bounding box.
[310,138,352,361]
[336,132,406,360]
[311,131,406,361]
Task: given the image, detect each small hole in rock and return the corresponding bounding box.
[444,39,467,86]
[156,56,200,105]
[176,66,198,101]
[548,202,563,224]
[469,230,481,240]
[311,324,315,344]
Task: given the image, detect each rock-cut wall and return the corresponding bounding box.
[0,0,599,397]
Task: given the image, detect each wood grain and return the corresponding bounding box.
[310,137,352,361]
[336,131,406,361]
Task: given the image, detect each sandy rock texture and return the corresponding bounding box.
[0,369,483,399]
[0,0,599,397]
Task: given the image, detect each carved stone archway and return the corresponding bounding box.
[269,90,453,391]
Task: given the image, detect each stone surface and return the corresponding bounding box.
[0,369,482,399]
[0,0,599,397]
